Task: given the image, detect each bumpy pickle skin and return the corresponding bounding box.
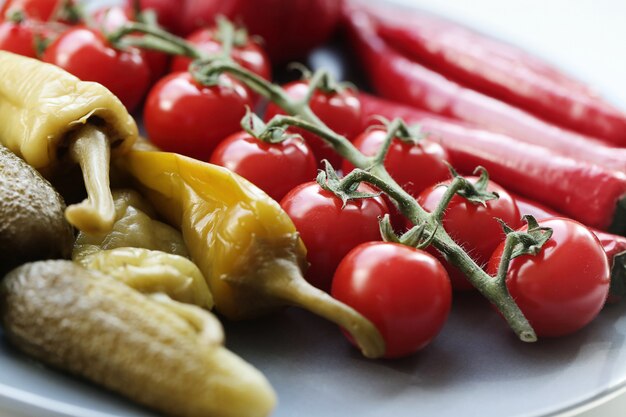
[0,145,74,275]
[121,150,386,358]
[0,261,276,417]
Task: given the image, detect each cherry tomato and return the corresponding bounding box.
[280,181,389,291]
[170,27,270,80]
[42,26,150,111]
[487,218,610,337]
[0,20,38,57]
[181,0,341,63]
[417,177,521,291]
[210,131,317,202]
[124,0,183,35]
[144,71,252,161]
[343,127,450,228]
[265,81,361,168]
[1,0,58,22]
[91,6,169,84]
[332,242,452,358]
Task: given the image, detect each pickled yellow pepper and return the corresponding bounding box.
[0,51,137,233]
[122,150,386,358]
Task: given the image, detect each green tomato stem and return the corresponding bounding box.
[109,22,203,59]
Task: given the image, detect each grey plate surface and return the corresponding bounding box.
[2,295,626,417]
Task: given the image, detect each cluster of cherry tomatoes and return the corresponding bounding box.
[0,0,612,359]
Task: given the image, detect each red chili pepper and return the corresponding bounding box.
[514,194,626,303]
[359,93,626,233]
[371,8,626,145]
[344,8,626,164]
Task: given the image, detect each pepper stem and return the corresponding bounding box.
[259,258,386,359]
[64,125,115,234]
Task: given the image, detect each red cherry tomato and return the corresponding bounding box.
[343,127,450,228]
[417,177,521,291]
[210,131,317,202]
[0,20,38,57]
[91,6,169,84]
[1,0,58,22]
[124,0,183,35]
[280,181,389,291]
[144,71,253,161]
[170,27,270,80]
[487,218,610,337]
[265,81,361,168]
[332,242,452,358]
[42,26,150,111]
[181,0,341,63]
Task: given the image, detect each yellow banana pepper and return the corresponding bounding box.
[122,150,385,358]
[0,51,138,233]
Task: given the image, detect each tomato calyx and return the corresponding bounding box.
[53,0,82,24]
[370,116,427,147]
[316,161,382,208]
[492,215,553,283]
[379,214,438,249]
[454,166,499,206]
[499,215,553,259]
[213,16,250,49]
[241,109,302,144]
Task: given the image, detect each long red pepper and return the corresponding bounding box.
[344,8,626,168]
[359,93,626,233]
[514,194,626,302]
[371,9,626,145]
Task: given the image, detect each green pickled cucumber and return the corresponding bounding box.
[0,145,74,275]
[0,260,276,417]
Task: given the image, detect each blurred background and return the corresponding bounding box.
[384,0,626,108]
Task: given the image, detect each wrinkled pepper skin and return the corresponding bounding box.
[122,150,308,319]
[73,189,190,260]
[121,151,386,358]
[0,51,137,173]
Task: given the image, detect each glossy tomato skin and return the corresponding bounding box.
[42,26,150,111]
[1,0,58,21]
[0,20,37,57]
[332,242,452,358]
[209,131,317,202]
[487,218,610,337]
[91,5,169,84]
[144,71,252,161]
[171,27,270,80]
[418,177,521,291]
[265,81,361,168]
[280,181,388,291]
[344,127,450,228]
[181,0,341,63]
